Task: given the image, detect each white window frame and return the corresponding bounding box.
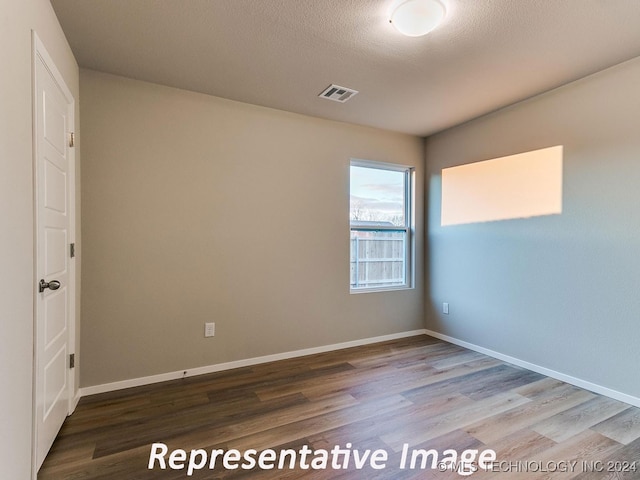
[350,159,414,293]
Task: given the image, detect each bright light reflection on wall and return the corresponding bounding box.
[441,146,563,226]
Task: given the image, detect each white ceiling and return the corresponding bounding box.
[51,0,640,136]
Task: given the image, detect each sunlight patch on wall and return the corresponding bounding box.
[441,146,563,226]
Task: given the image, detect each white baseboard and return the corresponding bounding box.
[79,329,428,397]
[424,328,640,409]
[72,390,81,411]
[79,328,640,409]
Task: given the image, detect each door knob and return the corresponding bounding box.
[39,279,61,293]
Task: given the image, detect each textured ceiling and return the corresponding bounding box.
[51,0,640,136]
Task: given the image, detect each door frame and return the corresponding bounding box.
[31,31,77,476]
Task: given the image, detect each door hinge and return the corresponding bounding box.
[70,243,75,258]
[69,132,75,148]
[69,353,75,369]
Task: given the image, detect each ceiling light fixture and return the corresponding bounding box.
[389,0,446,37]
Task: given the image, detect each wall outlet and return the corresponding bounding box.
[204,322,215,337]
[443,302,449,315]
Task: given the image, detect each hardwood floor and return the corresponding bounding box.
[39,335,640,479]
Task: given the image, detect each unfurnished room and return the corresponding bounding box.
[3,1,640,479]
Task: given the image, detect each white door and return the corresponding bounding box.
[33,34,76,471]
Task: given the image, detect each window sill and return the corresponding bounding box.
[350,285,413,294]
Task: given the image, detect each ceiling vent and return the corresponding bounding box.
[319,84,359,103]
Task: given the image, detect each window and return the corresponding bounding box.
[350,160,413,292]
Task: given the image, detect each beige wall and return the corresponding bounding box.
[80,70,424,387]
[0,0,79,477]
[426,55,640,399]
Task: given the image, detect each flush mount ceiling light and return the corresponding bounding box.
[389,0,446,37]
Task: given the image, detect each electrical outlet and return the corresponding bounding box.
[443,302,449,315]
[204,322,215,337]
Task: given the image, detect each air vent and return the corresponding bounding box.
[319,84,359,103]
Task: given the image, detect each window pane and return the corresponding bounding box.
[350,166,405,227]
[350,230,406,289]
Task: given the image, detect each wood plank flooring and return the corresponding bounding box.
[38,335,640,479]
